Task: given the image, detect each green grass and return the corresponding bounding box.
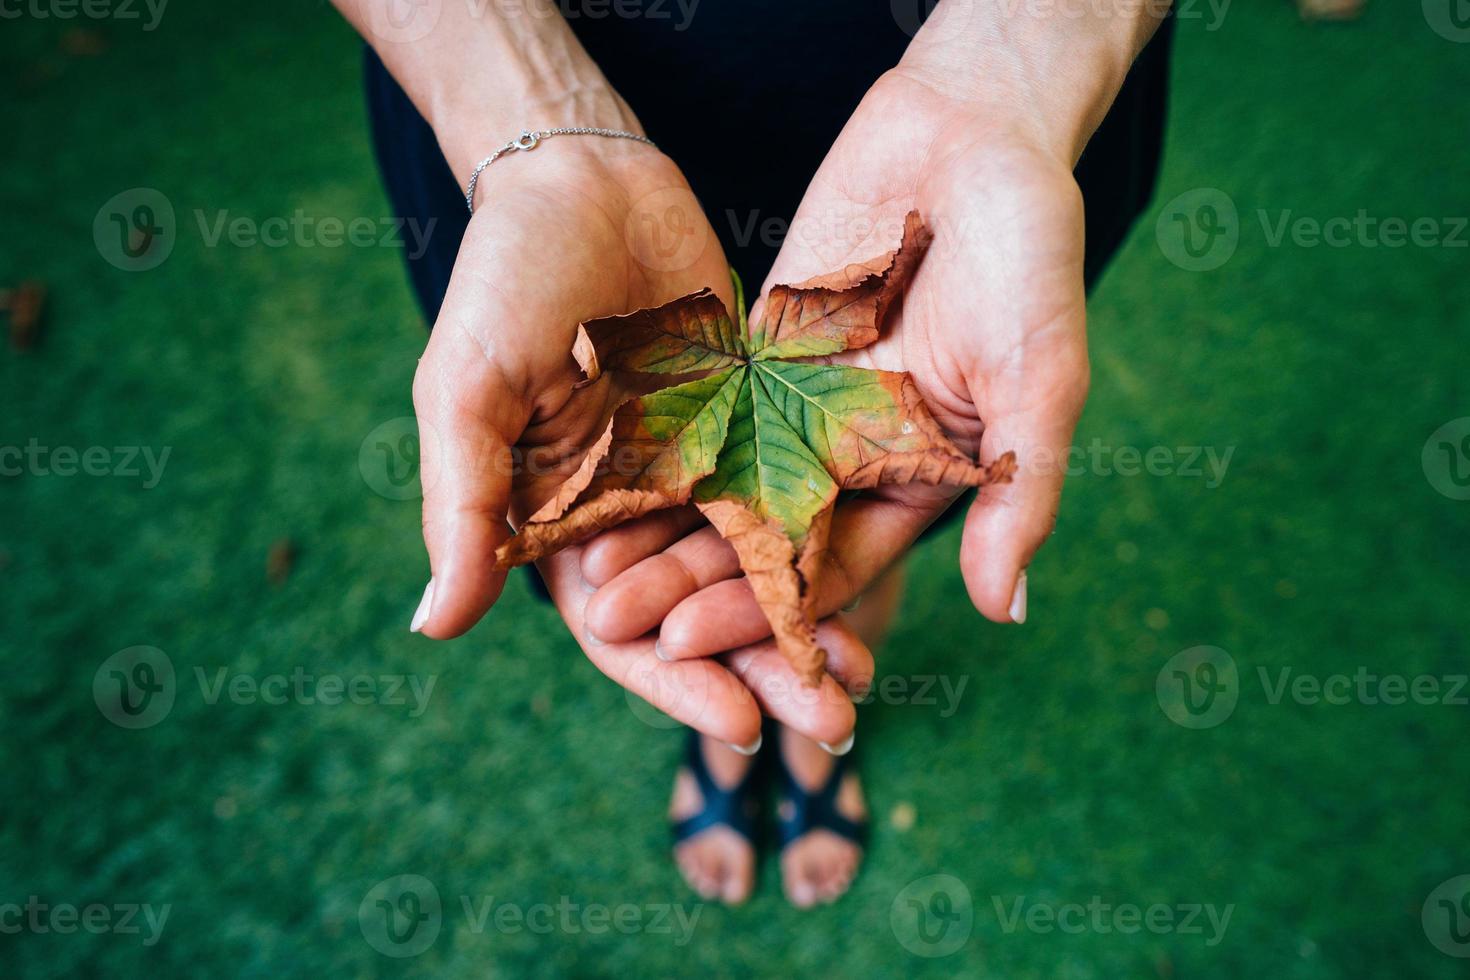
[3,3,1469,977]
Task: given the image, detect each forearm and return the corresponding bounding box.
[896,0,1172,164]
[332,0,638,176]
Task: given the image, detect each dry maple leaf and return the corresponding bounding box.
[495,212,1016,684]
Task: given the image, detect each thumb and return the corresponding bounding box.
[959,327,1090,625]
[409,331,531,639]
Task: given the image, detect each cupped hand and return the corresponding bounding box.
[408,143,865,746]
[581,69,1092,659]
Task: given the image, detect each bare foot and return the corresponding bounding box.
[669,735,757,905]
[777,729,868,907]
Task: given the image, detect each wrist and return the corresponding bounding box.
[895,0,1170,165]
[432,82,642,181]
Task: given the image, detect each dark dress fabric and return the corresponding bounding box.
[363,6,1174,593]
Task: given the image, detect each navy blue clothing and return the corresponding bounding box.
[363,6,1174,590]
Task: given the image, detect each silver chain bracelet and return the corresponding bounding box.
[463,127,656,214]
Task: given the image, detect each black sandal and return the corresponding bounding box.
[774,746,868,854]
[670,728,762,848]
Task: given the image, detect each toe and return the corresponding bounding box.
[722,847,754,905]
[782,850,820,909]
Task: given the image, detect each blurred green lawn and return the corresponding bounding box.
[4,2,1469,977]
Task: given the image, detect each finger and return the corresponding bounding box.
[539,545,765,748]
[656,492,949,659]
[585,526,741,644]
[959,331,1089,624]
[720,618,868,747]
[579,505,705,587]
[410,329,530,639]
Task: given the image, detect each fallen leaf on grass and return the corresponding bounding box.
[496,212,1015,683]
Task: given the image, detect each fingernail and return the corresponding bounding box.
[726,733,762,756]
[581,578,597,595]
[656,639,693,662]
[410,578,435,633]
[817,731,855,756]
[1008,569,1028,625]
[842,595,862,613]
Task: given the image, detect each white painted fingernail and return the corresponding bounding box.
[410,578,435,633]
[726,733,762,756]
[818,732,854,756]
[1008,569,1028,624]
